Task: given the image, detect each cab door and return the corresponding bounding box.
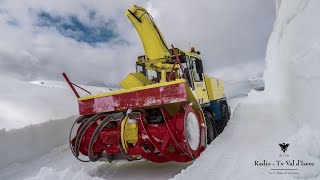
[189,56,209,104]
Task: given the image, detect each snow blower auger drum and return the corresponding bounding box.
[68,102,206,163]
[64,5,231,163]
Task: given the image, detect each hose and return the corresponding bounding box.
[88,113,124,162]
[69,115,91,162]
[74,113,108,158]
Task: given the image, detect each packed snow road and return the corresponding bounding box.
[0,96,246,180]
[0,144,191,180]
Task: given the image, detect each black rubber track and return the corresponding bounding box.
[204,111,218,144]
[218,100,231,134]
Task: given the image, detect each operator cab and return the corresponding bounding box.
[184,55,204,90]
[134,50,205,92]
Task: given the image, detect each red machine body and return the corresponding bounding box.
[69,80,207,163]
[78,82,187,115]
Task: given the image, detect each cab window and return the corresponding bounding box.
[190,57,203,82]
[147,70,160,82]
[136,64,146,75]
[184,55,194,89]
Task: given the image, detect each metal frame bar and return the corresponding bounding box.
[168,44,189,82]
[62,72,91,98]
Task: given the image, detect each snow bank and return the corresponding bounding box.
[263,0,320,138]
[0,76,114,130]
[29,80,114,96]
[248,73,264,91]
[0,76,78,129]
[0,116,76,169]
[174,0,320,179]
[173,101,296,180]
[224,80,252,98]
[224,75,264,99]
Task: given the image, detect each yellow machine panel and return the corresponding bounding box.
[193,81,210,104]
[120,72,153,89]
[204,76,225,101]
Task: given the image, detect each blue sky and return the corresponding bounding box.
[37,11,117,45]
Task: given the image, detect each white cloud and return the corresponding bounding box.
[0,0,274,85]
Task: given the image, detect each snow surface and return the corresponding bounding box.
[0,97,243,180]
[29,80,113,96]
[173,0,320,179]
[224,74,265,99]
[0,73,253,179]
[24,167,104,180]
[0,76,77,129]
[0,116,76,169]
[0,78,113,130]
[248,73,265,91]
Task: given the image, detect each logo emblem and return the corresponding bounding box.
[279,143,289,153]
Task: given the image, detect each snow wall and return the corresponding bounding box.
[0,76,78,130]
[173,0,320,179]
[264,0,320,129]
[0,116,76,169]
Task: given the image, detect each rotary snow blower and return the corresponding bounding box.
[63,5,230,163]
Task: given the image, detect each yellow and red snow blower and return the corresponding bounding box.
[63,5,230,163]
